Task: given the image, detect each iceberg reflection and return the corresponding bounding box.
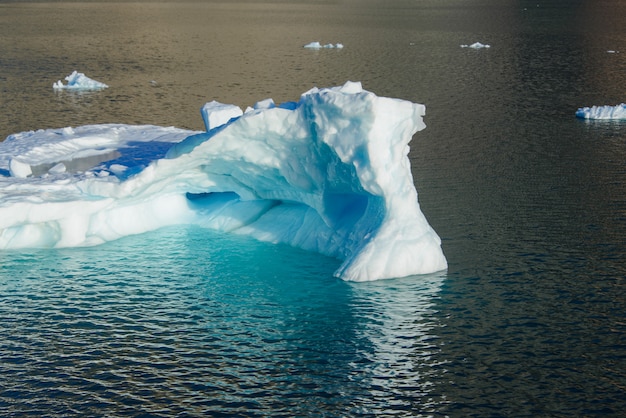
[347,272,448,414]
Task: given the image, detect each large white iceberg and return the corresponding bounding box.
[575,103,626,120]
[0,81,447,281]
[53,70,109,90]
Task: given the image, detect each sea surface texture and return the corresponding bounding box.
[1,0,625,416]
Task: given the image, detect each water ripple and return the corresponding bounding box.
[0,227,446,417]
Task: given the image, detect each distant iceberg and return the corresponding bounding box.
[0,81,447,281]
[575,103,626,120]
[461,42,490,49]
[304,42,344,49]
[53,70,108,90]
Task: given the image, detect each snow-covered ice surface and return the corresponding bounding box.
[53,70,109,90]
[0,81,447,281]
[1,124,194,178]
[575,103,626,120]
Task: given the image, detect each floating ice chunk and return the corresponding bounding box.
[53,70,109,90]
[0,82,447,281]
[109,164,128,175]
[575,103,626,120]
[304,41,344,49]
[461,42,491,49]
[200,101,244,131]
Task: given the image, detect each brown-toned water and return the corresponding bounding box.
[1,1,625,416]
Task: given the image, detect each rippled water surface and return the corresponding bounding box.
[1,0,626,416]
[1,227,447,416]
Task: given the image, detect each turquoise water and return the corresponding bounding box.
[0,227,446,416]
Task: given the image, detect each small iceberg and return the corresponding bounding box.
[53,70,109,90]
[575,103,626,120]
[304,41,344,49]
[461,42,491,49]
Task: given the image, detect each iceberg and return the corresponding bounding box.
[0,81,447,281]
[304,42,344,49]
[53,70,109,90]
[461,42,490,49]
[575,103,626,120]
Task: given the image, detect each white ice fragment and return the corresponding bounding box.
[108,164,128,174]
[575,103,626,120]
[200,101,244,132]
[303,41,343,49]
[48,163,67,174]
[53,70,108,90]
[9,159,32,178]
[461,42,491,49]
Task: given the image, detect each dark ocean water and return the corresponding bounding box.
[1,0,625,416]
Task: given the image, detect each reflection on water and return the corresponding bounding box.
[348,273,447,415]
[0,227,448,416]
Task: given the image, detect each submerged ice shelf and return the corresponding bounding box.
[0,82,447,281]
